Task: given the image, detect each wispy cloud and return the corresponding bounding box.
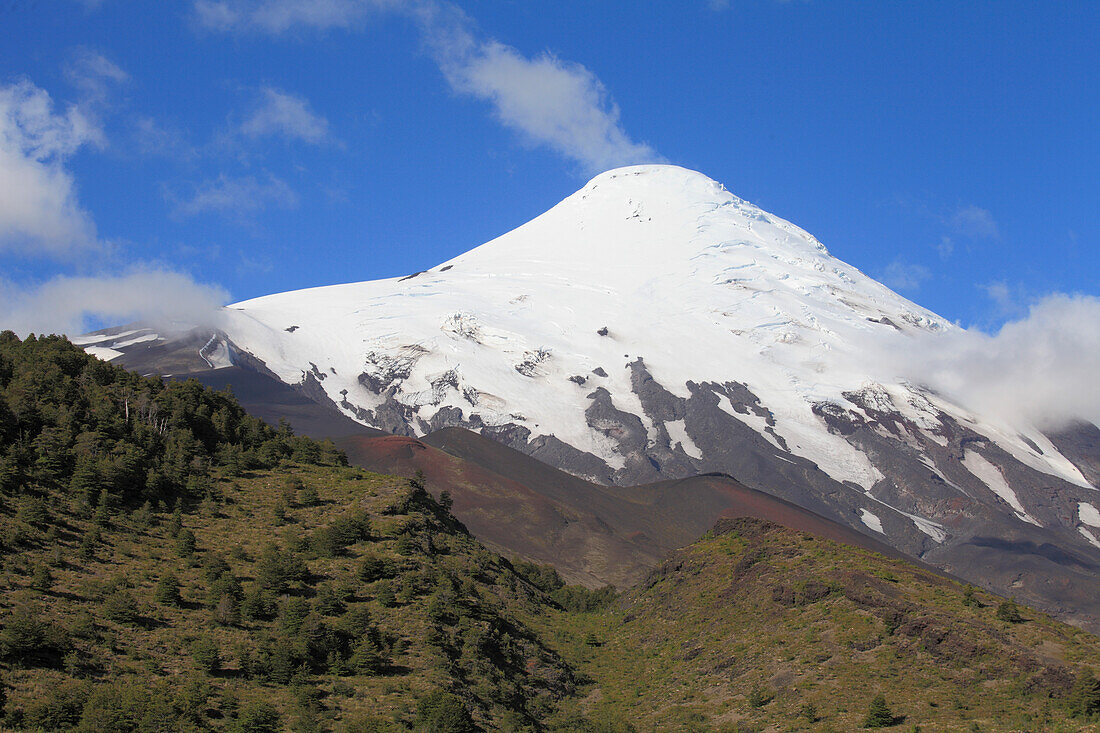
[936,235,954,259]
[168,173,299,221]
[950,204,999,239]
[0,267,229,337]
[431,38,661,174]
[981,280,1014,314]
[416,2,659,174]
[132,115,195,159]
[65,48,129,105]
[0,79,103,258]
[241,86,330,143]
[881,259,931,292]
[193,0,396,34]
[194,0,660,174]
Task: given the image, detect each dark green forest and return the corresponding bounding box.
[0,331,345,514]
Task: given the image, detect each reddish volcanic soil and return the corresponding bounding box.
[337,428,903,588]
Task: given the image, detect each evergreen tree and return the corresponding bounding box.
[415,690,476,733]
[154,572,182,606]
[175,528,197,557]
[30,563,53,592]
[863,694,896,728]
[229,701,281,733]
[299,483,321,507]
[192,635,221,675]
[1067,672,1100,718]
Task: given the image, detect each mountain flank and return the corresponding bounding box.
[336,428,914,590]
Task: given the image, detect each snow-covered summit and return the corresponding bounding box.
[224,164,961,488]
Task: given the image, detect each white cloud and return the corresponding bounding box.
[65,48,129,103]
[420,8,661,174]
[870,294,1100,429]
[193,0,395,33]
[195,0,660,174]
[951,204,999,239]
[980,280,1015,315]
[881,259,930,292]
[133,116,194,159]
[169,173,298,220]
[0,267,229,337]
[0,80,103,257]
[241,87,329,143]
[936,235,953,259]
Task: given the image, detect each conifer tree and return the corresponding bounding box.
[863,694,895,728]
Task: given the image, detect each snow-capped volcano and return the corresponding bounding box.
[83,165,1100,628]
[226,166,952,484]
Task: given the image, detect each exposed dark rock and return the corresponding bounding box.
[628,358,685,422]
[585,387,648,454]
[1045,421,1100,489]
[515,348,552,377]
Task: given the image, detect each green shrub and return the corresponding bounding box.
[192,635,221,675]
[995,599,1023,623]
[229,701,282,733]
[415,690,476,733]
[175,528,197,557]
[551,584,617,613]
[747,685,773,708]
[30,563,53,592]
[154,572,182,606]
[19,679,87,730]
[299,484,321,506]
[375,580,397,608]
[255,543,307,592]
[209,572,243,625]
[279,596,312,634]
[243,586,279,621]
[102,587,140,625]
[358,553,390,583]
[76,681,174,732]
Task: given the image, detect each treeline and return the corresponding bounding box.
[0,332,345,523]
[511,559,617,613]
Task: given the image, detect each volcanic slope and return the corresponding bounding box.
[79,165,1100,630]
[337,427,910,589]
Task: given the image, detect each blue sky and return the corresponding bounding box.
[0,0,1097,336]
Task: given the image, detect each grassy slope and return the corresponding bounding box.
[1,463,575,731]
[3,466,1099,731]
[529,518,1100,732]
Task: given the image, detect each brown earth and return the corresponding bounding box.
[337,427,907,589]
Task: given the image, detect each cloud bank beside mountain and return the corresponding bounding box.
[872,294,1100,429]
